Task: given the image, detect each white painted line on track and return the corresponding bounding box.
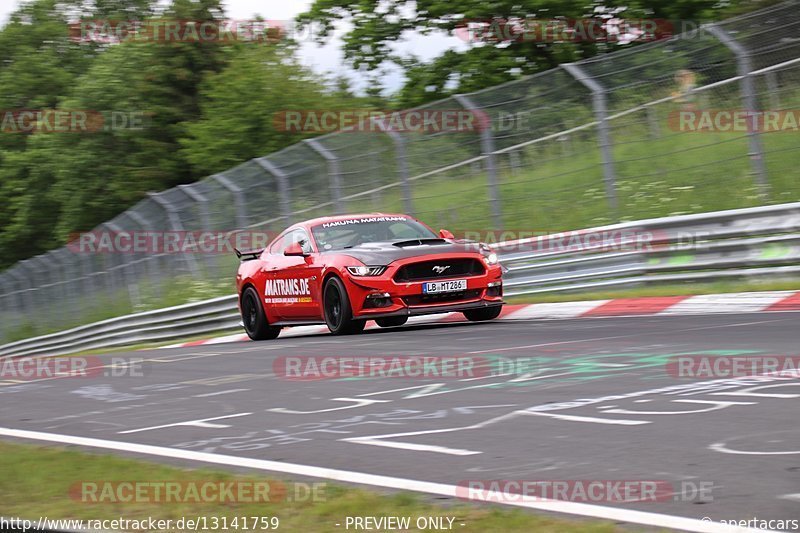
[523,411,651,426]
[118,412,252,434]
[343,437,481,456]
[0,427,769,533]
[192,388,250,398]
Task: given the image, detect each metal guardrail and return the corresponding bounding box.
[499,201,800,296]
[2,202,799,359]
[0,295,239,359]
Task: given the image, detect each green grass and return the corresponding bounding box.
[0,441,619,533]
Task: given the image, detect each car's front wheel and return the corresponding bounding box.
[376,316,408,328]
[463,306,503,322]
[323,277,366,335]
[241,286,281,340]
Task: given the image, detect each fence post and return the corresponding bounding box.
[101,221,134,311]
[19,259,44,334]
[212,173,249,229]
[5,267,29,325]
[453,94,503,229]
[764,71,780,110]
[304,139,344,214]
[178,183,216,277]
[706,24,769,195]
[255,157,294,224]
[147,191,200,276]
[562,63,619,217]
[0,275,16,340]
[370,117,414,215]
[127,209,163,298]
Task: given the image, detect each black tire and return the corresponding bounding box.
[463,305,503,322]
[241,286,281,341]
[375,316,408,328]
[323,277,366,335]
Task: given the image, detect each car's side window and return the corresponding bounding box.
[292,229,313,254]
[269,229,313,255]
[269,232,290,255]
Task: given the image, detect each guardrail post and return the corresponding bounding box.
[255,157,294,224]
[212,173,249,229]
[147,192,200,276]
[304,139,344,215]
[706,24,769,195]
[454,94,503,229]
[561,63,619,218]
[370,117,414,215]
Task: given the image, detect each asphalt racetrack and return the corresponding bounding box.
[1,312,799,532]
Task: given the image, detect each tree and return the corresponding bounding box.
[298,0,780,107]
[179,45,335,176]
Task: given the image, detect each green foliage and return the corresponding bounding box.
[179,45,333,176]
[299,0,782,106]
[0,0,369,268]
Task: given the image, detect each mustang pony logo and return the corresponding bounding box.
[432,265,451,274]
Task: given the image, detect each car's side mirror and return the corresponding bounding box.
[284,242,308,257]
[439,229,455,239]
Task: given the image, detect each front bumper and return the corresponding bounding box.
[343,255,504,320]
[353,298,504,320]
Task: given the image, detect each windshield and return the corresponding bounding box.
[311,216,438,251]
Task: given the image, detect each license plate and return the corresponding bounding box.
[423,279,467,294]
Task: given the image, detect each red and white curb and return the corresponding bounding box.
[159,290,800,349]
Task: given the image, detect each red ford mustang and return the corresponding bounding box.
[234,214,504,340]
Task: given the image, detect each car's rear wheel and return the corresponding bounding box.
[323,277,366,335]
[375,316,408,328]
[463,305,503,322]
[241,286,281,340]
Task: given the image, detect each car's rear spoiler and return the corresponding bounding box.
[234,248,264,262]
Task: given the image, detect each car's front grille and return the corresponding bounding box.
[394,258,484,282]
[402,289,482,306]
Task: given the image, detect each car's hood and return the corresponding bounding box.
[325,239,481,265]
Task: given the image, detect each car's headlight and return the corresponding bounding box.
[346,266,387,276]
[484,252,499,265]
